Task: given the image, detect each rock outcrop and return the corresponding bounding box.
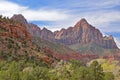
[11,14,41,37]
[40,27,55,42]
[28,23,41,37]
[0,16,31,40]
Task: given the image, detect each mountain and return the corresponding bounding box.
[54,18,117,48]
[1,15,98,61]
[54,18,119,54]
[11,14,119,55]
[11,14,77,55]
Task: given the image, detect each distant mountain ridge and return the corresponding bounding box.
[54,18,117,49]
[11,14,76,55]
[11,14,119,54]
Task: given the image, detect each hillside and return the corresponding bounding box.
[0,15,56,65]
[32,37,76,54]
[69,42,119,55]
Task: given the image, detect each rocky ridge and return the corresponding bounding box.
[11,14,119,54]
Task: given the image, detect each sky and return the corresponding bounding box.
[0,0,120,48]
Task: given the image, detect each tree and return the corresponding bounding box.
[7,61,20,80]
[32,67,49,80]
[70,60,82,68]
[0,15,2,19]
[104,72,114,80]
[90,61,104,80]
[20,72,36,80]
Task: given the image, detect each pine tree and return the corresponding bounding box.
[90,61,104,80]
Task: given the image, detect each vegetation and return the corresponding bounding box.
[32,37,76,54]
[69,42,118,55]
[0,59,116,80]
[88,59,120,80]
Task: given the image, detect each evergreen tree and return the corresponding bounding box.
[90,61,104,80]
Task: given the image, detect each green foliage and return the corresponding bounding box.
[69,42,118,55]
[0,26,7,32]
[0,59,115,80]
[7,42,12,49]
[32,37,76,54]
[0,15,2,19]
[104,72,114,80]
[70,60,82,68]
[90,61,104,80]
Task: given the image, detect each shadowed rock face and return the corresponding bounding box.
[11,14,41,37]
[11,14,118,50]
[40,27,55,42]
[28,23,41,37]
[11,14,28,26]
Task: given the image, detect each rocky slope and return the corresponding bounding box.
[0,15,43,61]
[0,16,31,40]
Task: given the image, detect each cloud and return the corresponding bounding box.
[45,10,120,32]
[79,11,120,31]
[0,0,27,16]
[0,0,69,21]
[114,38,120,49]
[22,9,69,21]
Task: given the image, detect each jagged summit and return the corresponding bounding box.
[79,18,88,24]
[74,18,89,28]
[11,14,28,25]
[42,27,48,31]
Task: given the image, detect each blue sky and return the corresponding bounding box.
[0,0,120,48]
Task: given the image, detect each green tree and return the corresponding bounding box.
[32,67,50,80]
[0,15,2,19]
[104,72,114,80]
[20,72,36,80]
[90,61,104,80]
[7,61,20,80]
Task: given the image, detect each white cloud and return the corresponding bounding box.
[114,38,120,49]
[0,0,69,21]
[95,0,120,8]
[84,11,120,26]
[0,0,27,15]
[22,9,69,21]
[79,11,120,33]
[63,0,120,11]
[46,10,120,32]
